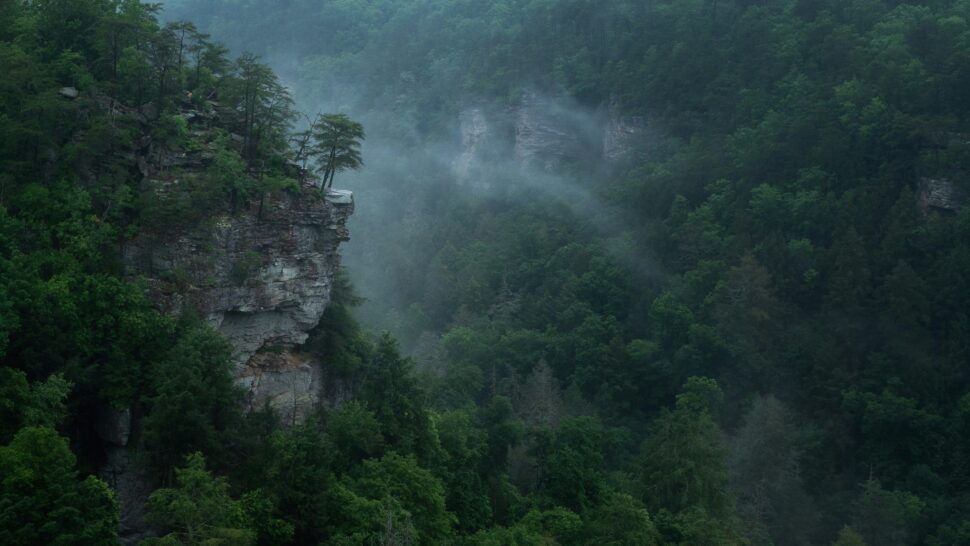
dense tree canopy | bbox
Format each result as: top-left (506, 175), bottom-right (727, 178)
top-left (2, 0), bottom-right (970, 545)
top-left (162, 0), bottom-right (970, 543)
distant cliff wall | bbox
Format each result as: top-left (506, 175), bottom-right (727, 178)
top-left (452, 92), bottom-right (656, 181)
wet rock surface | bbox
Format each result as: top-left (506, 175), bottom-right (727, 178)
top-left (101, 447), bottom-right (156, 544)
top-left (124, 187), bottom-right (354, 417)
top-left (513, 93), bottom-right (583, 169)
top-left (603, 114), bottom-right (647, 161)
top-left (919, 177), bottom-right (966, 213)
top-left (94, 94), bottom-right (356, 540)
top-left (454, 107), bottom-right (491, 184)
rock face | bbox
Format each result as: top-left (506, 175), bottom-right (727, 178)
top-left (919, 178), bottom-right (966, 213)
top-left (124, 187), bottom-right (354, 420)
top-left (96, 407), bottom-right (155, 544)
top-left (90, 94), bottom-right (356, 542)
top-left (95, 407), bottom-right (132, 446)
top-left (453, 107), bottom-right (491, 184)
top-left (85, 93), bottom-right (358, 419)
top-left (603, 95), bottom-right (655, 162)
top-left (58, 86), bottom-right (79, 99)
top-left (452, 93), bottom-right (660, 178)
top-left (484, 92), bottom-right (649, 171)
top-left (514, 93), bottom-right (583, 170)
top-left (110, 184), bottom-right (354, 542)
top-left (603, 113), bottom-right (648, 161)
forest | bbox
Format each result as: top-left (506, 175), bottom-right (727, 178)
top-left (2, 0), bottom-right (970, 545)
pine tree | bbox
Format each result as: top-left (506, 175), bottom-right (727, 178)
top-left (310, 113), bottom-right (365, 189)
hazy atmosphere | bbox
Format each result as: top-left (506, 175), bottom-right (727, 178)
top-left (1, 1), bottom-right (969, 545)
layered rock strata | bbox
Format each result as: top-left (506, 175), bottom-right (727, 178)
top-left (919, 177), bottom-right (966, 214)
top-left (123, 187), bottom-right (354, 420)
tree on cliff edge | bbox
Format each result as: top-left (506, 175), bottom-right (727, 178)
top-left (310, 113), bottom-right (364, 189)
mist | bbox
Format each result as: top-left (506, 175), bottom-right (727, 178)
top-left (332, 90), bottom-right (656, 346)
top-left (162, 0), bottom-right (660, 348)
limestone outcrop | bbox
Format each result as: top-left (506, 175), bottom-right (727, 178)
top-left (454, 92), bottom-right (656, 176)
top-left (89, 93), bottom-right (359, 420)
top-left (91, 94), bottom-right (355, 542)
top-left (513, 93), bottom-right (583, 169)
top-left (123, 187), bottom-right (354, 419)
top-left (95, 407), bottom-right (155, 544)
top-left (454, 107), bottom-right (491, 184)
top-left (919, 178), bottom-right (966, 214)
top-left (603, 95), bottom-right (658, 162)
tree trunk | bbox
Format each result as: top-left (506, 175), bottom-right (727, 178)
top-left (325, 146), bottom-right (337, 188)
top-left (193, 53), bottom-right (202, 89)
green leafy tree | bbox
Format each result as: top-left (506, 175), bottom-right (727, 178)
top-left (435, 410), bottom-right (492, 531)
top-left (729, 395), bottom-right (817, 546)
top-left (582, 492), bottom-right (661, 546)
top-left (0, 369), bottom-right (71, 443)
top-left (188, 33), bottom-right (228, 93)
top-left (230, 53), bottom-right (295, 166)
top-left (94, 0), bottom-right (159, 80)
top-left (206, 135), bottom-right (255, 210)
top-left (0, 427), bottom-right (118, 545)
top-left (143, 452), bottom-right (291, 546)
top-left (358, 333), bottom-right (439, 462)
top-left (332, 452), bottom-right (455, 545)
top-left (535, 416), bottom-right (614, 512)
top-left (832, 526), bottom-right (868, 546)
top-left (852, 479), bottom-right (923, 546)
top-left (141, 323), bottom-right (243, 479)
top-left (326, 401), bottom-right (386, 470)
top-left (310, 113), bottom-right (365, 189)
top-left (638, 378), bottom-right (741, 542)
top-left (146, 23), bottom-right (179, 105)
top-left (263, 419), bottom-right (333, 544)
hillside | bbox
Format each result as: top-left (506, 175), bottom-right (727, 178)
top-left (2, 1), bottom-right (970, 545)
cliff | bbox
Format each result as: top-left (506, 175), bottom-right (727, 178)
top-left (603, 96), bottom-right (655, 162)
top-left (453, 107), bottom-right (491, 186)
top-left (513, 93), bottom-right (584, 169)
top-left (918, 177), bottom-right (966, 214)
top-left (123, 187), bottom-right (354, 421)
top-left (90, 98), bottom-right (355, 541)
top-left (452, 93), bottom-right (657, 181)
top-left (109, 189), bottom-right (354, 544)
top-left (85, 95), bottom-right (359, 421)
